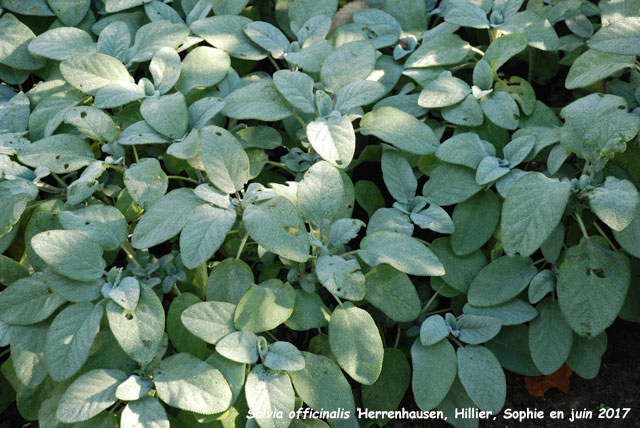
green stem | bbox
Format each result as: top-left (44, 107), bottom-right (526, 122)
top-left (450, 337), bottom-right (463, 347)
top-left (37, 182), bottom-right (64, 194)
top-left (393, 326), bottom-right (401, 349)
top-left (420, 285), bottom-right (442, 314)
top-left (121, 241), bottom-right (142, 268)
top-left (110, 165), bottom-right (126, 174)
top-left (167, 175), bottom-right (199, 185)
top-left (51, 172), bottom-right (67, 188)
top-left (132, 146), bottom-right (139, 163)
top-left (26, 199), bottom-right (51, 210)
top-left (265, 331), bottom-right (278, 342)
top-left (528, 48), bottom-right (535, 83)
top-left (470, 46), bottom-right (485, 56)
top-left (574, 213), bottom-right (589, 239)
top-left (426, 307), bottom-right (452, 316)
top-left (340, 250), bottom-right (358, 258)
top-left (582, 1), bottom-right (601, 14)
top-left (292, 112), bottom-right (307, 129)
top-left (593, 221), bottom-right (617, 251)
top-left (330, 292), bottom-right (343, 306)
top-left (236, 232), bottom-right (249, 260)
top-left (268, 56), bottom-right (281, 71)
top-left (0, 349), bottom-right (10, 359)
top-left (171, 285), bottom-right (182, 296)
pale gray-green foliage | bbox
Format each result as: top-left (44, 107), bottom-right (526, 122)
top-left (329, 302), bottom-right (383, 385)
top-left (359, 231), bottom-right (445, 276)
top-left (566, 333), bottom-right (608, 379)
top-left (31, 230), bottom-right (106, 282)
top-left (153, 352), bottom-right (232, 414)
top-left (528, 298), bottom-right (573, 375)
top-left (557, 237), bottom-right (630, 337)
top-left (106, 283), bottom-right (165, 365)
top-left (1, 1), bottom-right (639, 425)
top-left (234, 280), bottom-right (295, 333)
top-left (0, 277), bottom-right (66, 325)
top-left (411, 339), bottom-right (457, 411)
top-left (361, 107), bottom-right (439, 155)
top-left (467, 256), bottom-right (536, 307)
top-left (120, 397), bottom-right (169, 428)
top-left (464, 299), bottom-right (537, 326)
top-left (45, 303), bottom-right (103, 382)
top-left (124, 158), bottom-right (168, 209)
top-left (288, 352), bottom-right (357, 428)
top-left (180, 301), bottom-right (236, 344)
top-left (245, 364), bottom-right (295, 428)
top-left (364, 265), bottom-right (420, 322)
top-left (501, 173), bottom-right (571, 256)
top-left (56, 369), bottom-right (127, 423)
top-left (456, 346), bottom-right (506, 414)
top-left (243, 196), bottom-right (310, 263)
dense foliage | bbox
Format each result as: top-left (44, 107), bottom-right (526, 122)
top-left (1, 0), bottom-right (640, 427)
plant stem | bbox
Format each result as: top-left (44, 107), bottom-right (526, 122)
top-left (268, 56), bottom-right (281, 71)
top-left (51, 172), bottom-right (67, 188)
top-left (236, 232), bottom-right (249, 260)
top-left (0, 349), bottom-right (10, 359)
top-left (292, 112), bottom-right (307, 129)
top-left (426, 307), bottom-right (452, 316)
top-left (582, 1), bottom-right (601, 13)
top-left (394, 326), bottom-right (401, 349)
top-left (26, 199), bottom-right (51, 210)
top-left (420, 285), bottom-right (442, 314)
top-left (121, 241), bottom-right (142, 268)
top-left (171, 285), bottom-right (182, 296)
top-left (574, 213), bottom-right (589, 239)
top-left (132, 146), bottom-right (139, 163)
top-left (593, 221), bottom-right (617, 251)
top-left (36, 182), bottom-right (64, 194)
top-left (167, 175), bottom-right (199, 184)
top-left (528, 48), bottom-right (535, 83)
top-left (330, 292), bottom-right (343, 306)
top-left (265, 331), bottom-right (278, 342)
top-left (470, 46), bottom-right (485, 56)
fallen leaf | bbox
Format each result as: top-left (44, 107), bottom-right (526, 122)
top-left (525, 364), bottom-right (573, 397)
top-left (330, 1), bottom-right (369, 31)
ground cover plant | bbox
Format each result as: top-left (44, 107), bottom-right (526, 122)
top-left (0, 0), bottom-right (639, 427)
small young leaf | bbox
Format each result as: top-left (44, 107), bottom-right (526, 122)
top-left (420, 315), bottom-right (450, 346)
